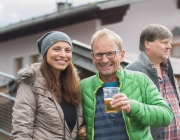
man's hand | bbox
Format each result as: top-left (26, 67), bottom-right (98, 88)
top-left (78, 125), bottom-right (86, 140)
top-left (110, 93), bottom-right (131, 114)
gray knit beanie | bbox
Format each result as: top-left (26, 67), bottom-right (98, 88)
top-left (37, 31), bottom-right (73, 56)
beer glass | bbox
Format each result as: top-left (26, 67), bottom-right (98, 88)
top-left (103, 87), bottom-right (120, 113)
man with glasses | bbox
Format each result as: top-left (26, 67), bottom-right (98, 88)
top-left (79, 28), bottom-right (173, 140)
top-left (125, 24), bottom-right (180, 140)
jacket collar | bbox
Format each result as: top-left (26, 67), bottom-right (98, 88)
top-left (94, 67), bottom-right (123, 90)
top-left (138, 51), bottom-right (154, 70)
top-left (30, 63), bottom-right (53, 98)
top-left (91, 73), bottom-right (103, 91)
top-left (116, 68), bottom-right (123, 89)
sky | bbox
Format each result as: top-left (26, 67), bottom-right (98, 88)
top-left (0, 0), bottom-right (105, 28)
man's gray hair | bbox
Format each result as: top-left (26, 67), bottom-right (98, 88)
top-left (139, 24), bottom-right (173, 51)
top-left (90, 28), bottom-right (122, 51)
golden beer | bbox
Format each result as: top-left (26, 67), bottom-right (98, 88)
top-left (104, 98), bottom-right (118, 113)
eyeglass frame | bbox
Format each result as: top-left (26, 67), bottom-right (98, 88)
top-left (91, 50), bottom-right (121, 60)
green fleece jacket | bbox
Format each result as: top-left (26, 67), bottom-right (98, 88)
top-left (80, 68), bottom-right (173, 140)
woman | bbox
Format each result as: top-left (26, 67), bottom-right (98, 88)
top-left (11, 31), bottom-right (83, 140)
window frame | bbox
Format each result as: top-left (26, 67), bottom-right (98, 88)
top-left (170, 43), bottom-right (180, 58)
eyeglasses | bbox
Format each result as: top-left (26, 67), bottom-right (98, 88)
top-left (92, 50), bottom-right (121, 60)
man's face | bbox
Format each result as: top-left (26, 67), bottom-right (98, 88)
top-left (145, 38), bottom-right (172, 63)
top-left (90, 36), bottom-right (125, 82)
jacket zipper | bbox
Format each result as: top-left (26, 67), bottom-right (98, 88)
top-left (49, 89), bottom-right (75, 139)
top-left (92, 85), bottom-right (102, 140)
top-left (122, 111), bottom-right (131, 140)
top-left (118, 73), bottom-right (131, 139)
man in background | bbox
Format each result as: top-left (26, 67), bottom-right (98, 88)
top-left (125, 24), bottom-right (180, 140)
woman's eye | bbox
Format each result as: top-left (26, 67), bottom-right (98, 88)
top-left (53, 48), bottom-right (59, 51)
top-left (66, 50), bottom-right (72, 53)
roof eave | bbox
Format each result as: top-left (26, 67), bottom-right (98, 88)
top-left (0, 2), bottom-right (130, 42)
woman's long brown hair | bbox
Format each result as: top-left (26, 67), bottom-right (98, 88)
top-left (40, 56), bottom-right (81, 107)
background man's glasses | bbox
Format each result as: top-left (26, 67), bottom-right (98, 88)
top-left (92, 50), bottom-right (121, 60)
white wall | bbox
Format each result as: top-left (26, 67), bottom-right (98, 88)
top-left (0, 0), bottom-right (180, 75)
top-left (101, 0), bottom-right (180, 53)
top-left (0, 20), bottom-right (97, 75)
top-left (0, 34), bottom-right (38, 75)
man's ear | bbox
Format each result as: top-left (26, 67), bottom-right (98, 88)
top-left (90, 52), bottom-right (93, 59)
top-left (90, 52), bottom-right (95, 64)
top-left (120, 49), bottom-right (125, 62)
top-left (144, 40), bottom-right (150, 49)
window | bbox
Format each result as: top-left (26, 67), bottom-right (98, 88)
top-left (171, 43), bottom-right (180, 58)
top-left (176, 77), bottom-right (180, 90)
top-left (15, 57), bottom-right (23, 74)
top-left (31, 54), bottom-right (41, 64)
top-left (172, 46), bottom-right (180, 57)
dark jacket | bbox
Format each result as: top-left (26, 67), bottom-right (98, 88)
top-left (125, 51), bottom-right (180, 140)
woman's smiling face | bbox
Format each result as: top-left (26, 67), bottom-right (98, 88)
top-left (46, 41), bottom-right (72, 73)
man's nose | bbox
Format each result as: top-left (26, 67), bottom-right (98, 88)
top-left (166, 43), bottom-right (172, 49)
top-left (101, 54), bottom-right (109, 62)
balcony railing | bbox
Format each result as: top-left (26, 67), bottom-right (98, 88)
top-left (0, 72), bottom-right (16, 97)
top-left (0, 92), bottom-right (15, 138)
top-left (0, 72), bottom-right (16, 139)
